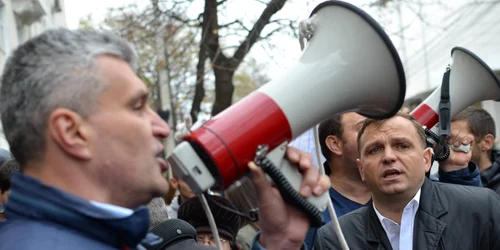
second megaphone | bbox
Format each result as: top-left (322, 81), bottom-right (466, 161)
top-left (167, 0), bottom-right (406, 212)
top-left (411, 47), bottom-right (500, 128)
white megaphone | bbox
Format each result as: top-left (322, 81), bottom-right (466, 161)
top-left (411, 47), bottom-right (500, 129)
top-left (167, 0), bottom-right (405, 219)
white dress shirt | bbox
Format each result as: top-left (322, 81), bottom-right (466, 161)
top-left (373, 189), bottom-right (421, 250)
top-left (289, 128), bottom-right (325, 167)
top-left (90, 200), bottom-right (134, 219)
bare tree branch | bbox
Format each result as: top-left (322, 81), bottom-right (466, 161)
top-left (400, 0), bottom-right (447, 29)
top-left (259, 25), bottom-right (287, 40)
top-left (217, 0), bottom-right (229, 6)
top-left (254, 0), bottom-right (269, 5)
top-left (191, 0), bottom-right (223, 121)
top-left (190, 44), bottom-right (208, 122)
top-left (268, 18), bottom-right (290, 24)
top-left (232, 0), bottom-right (287, 66)
top-left (219, 20), bottom-right (250, 31)
top-left (191, 0), bottom-right (291, 116)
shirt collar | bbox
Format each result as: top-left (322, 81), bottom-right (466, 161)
top-left (373, 188), bottom-right (421, 225)
top-left (90, 200), bottom-right (134, 219)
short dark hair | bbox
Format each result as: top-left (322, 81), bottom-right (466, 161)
top-left (0, 159), bottom-right (21, 193)
top-left (357, 113), bottom-right (426, 156)
top-left (318, 114), bottom-right (343, 161)
top-left (452, 106), bottom-right (496, 142)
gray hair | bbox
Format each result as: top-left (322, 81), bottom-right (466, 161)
top-left (0, 28), bottom-right (138, 166)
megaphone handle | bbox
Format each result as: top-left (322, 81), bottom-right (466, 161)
top-left (438, 68), bottom-right (451, 137)
top-left (257, 157), bottom-right (327, 227)
top-left (435, 136), bottom-right (450, 162)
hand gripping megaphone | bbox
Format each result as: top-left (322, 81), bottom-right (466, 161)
top-left (411, 47), bottom-right (500, 129)
top-left (167, 0), bottom-right (406, 223)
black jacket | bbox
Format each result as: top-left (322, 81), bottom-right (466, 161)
top-left (314, 179), bottom-right (500, 250)
top-left (481, 150), bottom-right (500, 194)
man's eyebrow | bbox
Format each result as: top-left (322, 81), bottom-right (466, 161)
top-left (362, 140), bottom-right (380, 151)
top-left (390, 136), bottom-right (413, 144)
top-left (356, 120), bottom-right (366, 127)
top-left (129, 90), bottom-right (149, 104)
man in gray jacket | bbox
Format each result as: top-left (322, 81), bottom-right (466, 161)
top-left (315, 113), bottom-right (500, 250)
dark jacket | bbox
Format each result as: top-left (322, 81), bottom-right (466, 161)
top-left (0, 173), bottom-right (155, 250)
top-left (314, 179), bottom-right (500, 250)
top-left (305, 162), bottom-right (482, 248)
top-left (481, 150), bottom-right (500, 194)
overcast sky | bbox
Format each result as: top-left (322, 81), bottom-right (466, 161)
top-left (64, 0), bottom-right (382, 78)
top-left (63, 0), bottom-right (480, 98)
top-left (65, 0), bottom-right (137, 29)
top-left (64, 0), bottom-right (371, 30)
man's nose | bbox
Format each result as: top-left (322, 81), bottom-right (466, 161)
top-left (150, 109), bottom-right (171, 139)
top-left (381, 147), bottom-right (397, 164)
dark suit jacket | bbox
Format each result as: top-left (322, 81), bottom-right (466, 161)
top-left (314, 179), bottom-right (500, 250)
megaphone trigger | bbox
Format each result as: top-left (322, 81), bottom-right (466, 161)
top-left (254, 142), bottom-right (329, 227)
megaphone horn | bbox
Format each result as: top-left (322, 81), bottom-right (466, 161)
top-left (167, 0), bottom-right (406, 213)
top-left (411, 47), bottom-right (500, 128)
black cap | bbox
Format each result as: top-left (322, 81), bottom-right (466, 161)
top-left (177, 196), bottom-right (242, 241)
top-left (141, 219), bottom-right (215, 250)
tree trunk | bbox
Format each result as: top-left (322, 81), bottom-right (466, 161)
top-left (210, 0), bottom-right (287, 115)
top-left (191, 0), bottom-right (288, 118)
top-left (190, 0), bottom-right (218, 123)
top-left (190, 47), bottom-right (207, 123)
top-left (211, 66), bottom-right (235, 116)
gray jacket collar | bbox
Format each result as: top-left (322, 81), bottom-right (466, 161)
top-left (365, 179), bottom-right (448, 250)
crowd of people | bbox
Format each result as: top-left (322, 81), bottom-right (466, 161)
top-left (0, 28), bottom-right (500, 250)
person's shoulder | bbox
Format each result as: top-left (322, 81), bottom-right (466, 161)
top-left (314, 207), bottom-right (368, 250)
top-left (317, 206), bottom-right (368, 237)
top-left (0, 218), bottom-right (54, 238)
top-left (339, 205), bottom-right (369, 217)
top-left (0, 219), bottom-right (116, 250)
top-left (433, 181), bottom-right (499, 203)
top-left (434, 180), bottom-right (494, 195)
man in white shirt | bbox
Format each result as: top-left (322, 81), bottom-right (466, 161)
top-left (315, 113), bottom-right (500, 250)
top-left (373, 189), bottom-right (419, 250)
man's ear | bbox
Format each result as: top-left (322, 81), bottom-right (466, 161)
top-left (423, 147), bottom-right (433, 172)
top-left (326, 135), bottom-right (343, 156)
top-left (48, 108), bottom-right (92, 160)
top-left (481, 134), bottom-right (495, 152)
top-left (356, 159), bottom-right (365, 182)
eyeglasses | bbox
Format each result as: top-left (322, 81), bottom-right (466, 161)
top-left (197, 235), bottom-right (228, 246)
